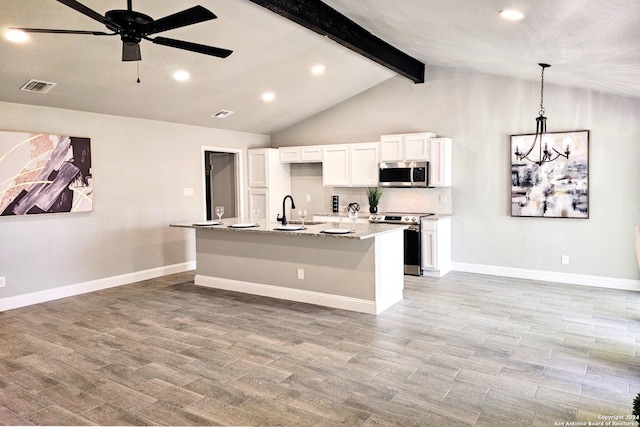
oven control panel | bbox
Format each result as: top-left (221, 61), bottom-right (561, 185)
top-left (368, 214), bottom-right (422, 224)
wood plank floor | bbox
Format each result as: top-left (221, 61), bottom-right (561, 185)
top-left (0, 271), bottom-right (638, 426)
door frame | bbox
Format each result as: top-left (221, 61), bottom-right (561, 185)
top-left (201, 146), bottom-right (245, 221)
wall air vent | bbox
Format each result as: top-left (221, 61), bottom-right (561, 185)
top-left (212, 110), bottom-right (234, 119)
top-left (20, 79), bottom-right (57, 94)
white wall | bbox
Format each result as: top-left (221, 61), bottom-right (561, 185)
top-left (0, 102), bottom-right (269, 301)
top-left (272, 67), bottom-right (640, 284)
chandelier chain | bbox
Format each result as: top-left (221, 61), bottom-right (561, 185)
top-left (539, 66), bottom-right (545, 116)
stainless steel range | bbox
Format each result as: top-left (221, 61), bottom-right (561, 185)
top-left (369, 212), bottom-right (434, 275)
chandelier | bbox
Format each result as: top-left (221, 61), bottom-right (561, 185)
top-left (514, 63), bottom-right (570, 165)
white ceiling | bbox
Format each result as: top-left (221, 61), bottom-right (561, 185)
top-left (2, 0), bottom-right (639, 135)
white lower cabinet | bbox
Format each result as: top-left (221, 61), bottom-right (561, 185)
top-left (421, 217), bottom-right (451, 277)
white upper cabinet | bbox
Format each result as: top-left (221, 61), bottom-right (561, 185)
top-left (429, 137), bottom-right (452, 187)
top-left (380, 132), bottom-right (436, 162)
top-left (279, 145), bottom-right (322, 163)
top-left (379, 135), bottom-right (404, 162)
top-left (278, 147), bottom-right (300, 163)
top-left (404, 133), bottom-right (434, 161)
top-left (322, 144), bottom-right (350, 186)
top-left (248, 149), bottom-right (269, 187)
top-left (350, 142), bottom-right (379, 186)
top-left (380, 132), bottom-right (451, 187)
top-left (322, 142), bottom-right (378, 187)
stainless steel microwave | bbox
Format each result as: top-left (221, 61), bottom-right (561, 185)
top-left (379, 161), bottom-right (429, 187)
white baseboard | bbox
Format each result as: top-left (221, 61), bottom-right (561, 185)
top-left (451, 262), bottom-right (640, 291)
top-left (195, 274), bottom-right (391, 314)
top-left (0, 261), bottom-right (196, 312)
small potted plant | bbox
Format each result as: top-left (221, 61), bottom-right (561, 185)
top-left (366, 187), bottom-right (383, 213)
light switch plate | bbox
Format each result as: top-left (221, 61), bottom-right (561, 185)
top-left (0, 276), bottom-right (6, 288)
top-left (183, 188), bottom-right (194, 196)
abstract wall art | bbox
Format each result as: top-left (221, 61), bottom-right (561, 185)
top-left (0, 130), bottom-right (92, 216)
top-left (511, 130), bottom-right (589, 218)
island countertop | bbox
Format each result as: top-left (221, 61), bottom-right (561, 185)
top-left (170, 218), bottom-right (407, 240)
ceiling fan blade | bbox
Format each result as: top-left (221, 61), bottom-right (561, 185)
top-left (11, 27), bottom-right (114, 36)
top-left (122, 42), bottom-right (141, 61)
top-left (56, 0), bottom-right (108, 25)
top-left (150, 36), bottom-right (232, 58)
top-left (147, 6), bottom-right (216, 35)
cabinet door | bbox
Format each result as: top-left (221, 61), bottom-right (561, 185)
top-left (248, 189), bottom-right (268, 222)
top-left (248, 149), bottom-right (268, 187)
top-left (279, 147), bottom-right (300, 163)
top-left (322, 145), bottom-right (350, 186)
top-left (300, 146), bottom-right (323, 162)
top-left (403, 133), bottom-right (433, 161)
top-left (379, 135), bottom-right (404, 162)
top-left (350, 143), bottom-right (379, 187)
top-left (429, 137), bottom-right (452, 187)
top-left (421, 230), bottom-right (438, 270)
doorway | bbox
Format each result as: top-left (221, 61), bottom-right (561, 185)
top-left (204, 151), bottom-right (238, 221)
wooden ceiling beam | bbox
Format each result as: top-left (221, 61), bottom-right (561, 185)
top-left (248, 0), bottom-right (425, 83)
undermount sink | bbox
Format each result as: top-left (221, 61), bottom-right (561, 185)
top-left (274, 225), bottom-right (306, 231)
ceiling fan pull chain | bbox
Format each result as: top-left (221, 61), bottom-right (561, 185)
top-left (136, 60), bottom-right (141, 83)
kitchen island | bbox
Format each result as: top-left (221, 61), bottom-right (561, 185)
top-left (171, 219), bottom-right (407, 314)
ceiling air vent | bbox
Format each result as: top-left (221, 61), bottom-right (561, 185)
top-left (20, 79), bottom-right (57, 94)
top-left (212, 110), bottom-right (234, 119)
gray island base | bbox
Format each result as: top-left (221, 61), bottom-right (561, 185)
top-left (171, 219), bottom-right (407, 314)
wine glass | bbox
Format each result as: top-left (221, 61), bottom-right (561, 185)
top-left (251, 207), bottom-right (260, 224)
top-left (215, 206), bottom-right (224, 221)
top-left (348, 209), bottom-right (358, 232)
top-left (298, 209), bottom-right (307, 227)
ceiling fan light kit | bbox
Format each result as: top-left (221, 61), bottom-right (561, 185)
top-left (11, 0), bottom-right (232, 62)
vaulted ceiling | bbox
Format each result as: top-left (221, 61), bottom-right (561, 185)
top-left (2, 0), bottom-right (639, 135)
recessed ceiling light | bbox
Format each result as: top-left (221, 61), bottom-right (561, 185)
top-left (261, 92), bottom-right (275, 102)
top-left (5, 29), bottom-right (29, 43)
top-left (311, 64), bottom-right (326, 75)
top-left (499, 9), bottom-right (525, 20)
top-left (173, 70), bottom-right (190, 81)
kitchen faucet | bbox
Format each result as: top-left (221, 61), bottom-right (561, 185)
top-left (277, 195), bottom-right (296, 225)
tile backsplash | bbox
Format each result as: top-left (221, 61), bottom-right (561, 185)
top-left (289, 163), bottom-right (453, 217)
top-left (325, 186), bottom-right (452, 215)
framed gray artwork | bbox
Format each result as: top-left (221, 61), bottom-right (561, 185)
top-left (0, 130), bottom-right (92, 216)
top-left (511, 130), bottom-right (589, 218)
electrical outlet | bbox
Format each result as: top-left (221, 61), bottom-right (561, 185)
top-left (306, 194), bottom-right (311, 202)
top-left (0, 276), bottom-right (5, 288)
top-left (297, 268), bottom-right (304, 280)
top-left (439, 195), bottom-right (445, 204)
top-left (561, 255), bottom-right (570, 265)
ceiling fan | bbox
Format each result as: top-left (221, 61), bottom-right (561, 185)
top-left (11, 0), bottom-right (233, 61)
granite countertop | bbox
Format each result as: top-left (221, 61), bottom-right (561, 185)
top-left (170, 218), bottom-right (407, 240)
top-left (314, 212), bottom-right (451, 220)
